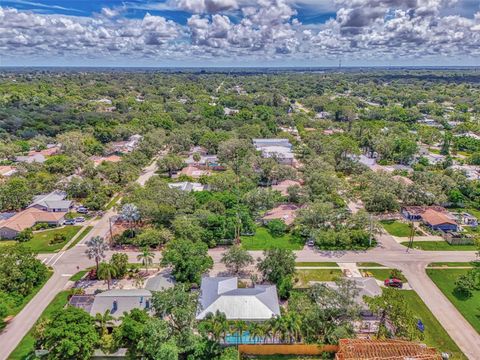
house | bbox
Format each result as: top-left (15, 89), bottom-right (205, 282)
top-left (458, 212), bottom-right (478, 227)
top-left (177, 165), bottom-right (211, 178)
top-left (70, 289), bottom-right (152, 320)
top-left (28, 190), bottom-right (72, 212)
top-left (262, 204), bottom-right (299, 226)
top-left (0, 207), bottom-right (66, 239)
top-left (90, 155), bottom-right (122, 167)
top-left (271, 180), bottom-right (302, 196)
top-left (451, 164), bottom-right (480, 181)
top-left (168, 181), bottom-right (207, 192)
top-left (15, 153), bottom-right (46, 164)
top-left (323, 278), bottom-right (382, 336)
top-left (196, 277), bottom-right (280, 321)
top-left (401, 206), bottom-right (449, 221)
top-left (224, 107), bottom-right (239, 116)
top-left (454, 132), bottom-right (480, 140)
top-left (253, 139), bottom-right (294, 166)
top-left (28, 144), bottom-right (60, 157)
top-left (421, 208), bottom-right (459, 232)
top-left (335, 339), bottom-right (441, 360)
top-left (0, 166), bottom-right (17, 177)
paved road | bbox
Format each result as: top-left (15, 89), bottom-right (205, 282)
top-left (2, 204), bottom-right (480, 357)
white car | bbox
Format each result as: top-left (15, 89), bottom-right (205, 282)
top-left (75, 217), bottom-right (85, 223)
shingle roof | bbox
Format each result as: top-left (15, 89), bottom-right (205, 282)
top-left (29, 191), bottom-right (72, 210)
top-left (196, 277), bottom-right (280, 321)
top-left (421, 209), bottom-right (457, 226)
top-left (262, 204), bottom-right (299, 225)
top-left (89, 289), bottom-right (152, 318)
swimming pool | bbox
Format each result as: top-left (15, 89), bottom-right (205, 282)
top-left (224, 331), bottom-right (265, 344)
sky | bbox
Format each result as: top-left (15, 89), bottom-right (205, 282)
top-left (1, 0), bottom-right (479, 67)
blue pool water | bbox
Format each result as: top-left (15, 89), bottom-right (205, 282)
top-left (224, 331), bottom-right (264, 344)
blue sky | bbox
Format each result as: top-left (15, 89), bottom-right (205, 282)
top-left (1, 0), bottom-right (479, 67)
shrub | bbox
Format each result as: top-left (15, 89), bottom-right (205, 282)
top-left (17, 228), bottom-right (33, 242)
top-left (33, 222), bottom-right (49, 231)
top-left (50, 233), bottom-right (67, 245)
top-left (266, 219), bottom-right (287, 237)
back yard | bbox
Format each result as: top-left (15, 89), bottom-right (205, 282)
top-left (26, 226), bottom-right (82, 252)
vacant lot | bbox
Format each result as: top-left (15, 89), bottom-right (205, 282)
top-left (241, 227), bottom-right (304, 250)
top-left (380, 220), bottom-right (411, 237)
top-left (401, 241), bottom-right (477, 251)
top-left (427, 268), bottom-right (480, 334)
top-left (295, 269), bottom-right (343, 287)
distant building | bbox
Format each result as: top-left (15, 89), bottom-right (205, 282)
top-left (29, 190), bottom-right (72, 212)
top-left (196, 277), bottom-right (280, 321)
top-left (0, 165), bottom-right (17, 177)
top-left (253, 139), bottom-right (294, 165)
top-left (70, 289), bottom-right (152, 321)
top-left (15, 153), bottom-right (46, 164)
top-left (262, 204), bottom-right (299, 226)
top-left (454, 132), bottom-right (480, 140)
top-left (224, 107), bottom-right (240, 116)
top-left (401, 206), bottom-right (458, 232)
top-left (168, 181), bottom-right (207, 192)
top-left (109, 134), bottom-right (142, 154)
top-left (90, 155), bottom-right (122, 167)
top-left (178, 165), bottom-right (211, 178)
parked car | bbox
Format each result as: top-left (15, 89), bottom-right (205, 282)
top-left (77, 207), bottom-right (88, 214)
top-left (384, 278), bottom-right (403, 288)
top-left (307, 240), bottom-right (315, 247)
top-left (75, 217), bottom-right (85, 223)
top-left (64, 219), bottom-right (76, 225)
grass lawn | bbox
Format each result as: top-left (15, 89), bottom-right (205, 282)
top-left (8, 290), bottom-right (71, 360)
top-left (357, 262), bottom-right (386, 267)
top-left (363, 268), bottom-right (407, 282)
top-left (69, 268), bottom-right (91, 281)
top-left (295, 269), bottom-right (343, 287)
top-left (26, 226), bottom-right (82, 253)
top-left (9, 270), bottom-right (53, 317)
top-left (242, 356), bottom-right (326, 360)
top-left (66, 226), bottom-right (93, 250)
top-left (401, 241), bottom-right (477, 251)
top-left (296, 262), bottom-right (339, 267)
top-left (105, 194), bottom-right (122, 210)
top-left (0, 240), bottom-right (16, 247)
top-left (380, 220), bottom-right (412, 237)
top-left (241, 227), bottom-right (304, 250)
top-left (427, 268), bottom-right (480, 334)
top-left (401, 290), bottom-right (466, 359)
top-left (427, 262), bottom-right (477, 268)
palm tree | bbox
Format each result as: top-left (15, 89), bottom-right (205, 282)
top-left (94, 310), bottom-right (114, 336)
top-left (201, 311), bottom-right (228, 343)
top-left (120, 203), bottom-right (140, 233)
top-left (97, 262), bottom-right (118, 290)
top-left (247, 322), bottom-right (266, 344)
top-left (85, 236), bottom-right (108, 274)
top-left (137, 247), bottom-right (154, 273)
top-left (232, 320), bottom-right (248, 344)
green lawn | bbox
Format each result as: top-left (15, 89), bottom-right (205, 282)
top-left (427, 268), bottom-right (480, 334)
top-left (242, 356), bottom-right (326, 360)
top-left (0, 240), bottom-right (16, 247)
top-left (363, 268), bottom-right (407, 282)
top-left (26, 226), bottom-right (82, 253)
top-left (295, 269), bottom-right (343, 287)
top-left (357, 262), bottom-right (386, 267)
top-left (69, 268), bottom-right (90, 281)
top-left (241, 227), bottom-right (304, 250)
top-left (66, 226), bottom-right (93, 250)
top-left (105, 194), bottom-right (122, 210)
top-left (380, 220), bottom-right (412, 237)
top-left (296, 262), bottom-right (339, 267)
top-left (8, 290), bottom-right (71, 360)
top-left (427, 262), bottom-right (477, 268)
top-left (401, 241), bottom-right (477, 251)
top-left (400, 290), bottom-right (466, 359)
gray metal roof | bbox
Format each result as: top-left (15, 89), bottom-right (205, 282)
top-left (89, 289), bottom-right (152, 318)
top-left (144, 270), bottom-right (175, 291)
top-left (29, 190), bottom-right (72, 209)
top-left (196, 277), bottom-right (280, 321)
top-left (322, 277), bottom-right (381, 308)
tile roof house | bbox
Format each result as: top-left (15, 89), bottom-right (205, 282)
top-left (0, 207), bottom-right (66, 239)
top-left (29, 190), bottom-right (72, 212)
top-left (196, 277), bottom-right (280, 321)
top-left (271, 180), bottom-right (302, 196)
top-left (0, 165), bottom-right (17, 177)
top-left (178, 165), bottom-right (211, 178)
top-left (90, 155), bottom-right (122, 167)
top-left (262, 204), bottom-right (299, 226)
top-left (70, 289), bottom-right (152, 320)
top-left (421, 208), bottom-right (458, 232)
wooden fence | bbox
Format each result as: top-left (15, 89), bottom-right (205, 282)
top-left (238, 344), bottom-right (338, 356)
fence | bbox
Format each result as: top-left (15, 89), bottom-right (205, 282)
top-left (238, 344), bottom-right (338, 356)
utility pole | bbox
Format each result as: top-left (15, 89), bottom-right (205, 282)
top-left (369, 213), bottom-right (373, 247)
top-left (407, 220), bottom-right (415, 252)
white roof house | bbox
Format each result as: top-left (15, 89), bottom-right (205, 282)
top-left (168, 182), bottom-right (206, 192)
top-left (253, 139), bottom-right (292, 150)
top-left (196, 277), bottom-right (280, 321)
top-left (28, 190), bottom-right (72, 212)
top-left (253, 139), bottom-right (294, 165)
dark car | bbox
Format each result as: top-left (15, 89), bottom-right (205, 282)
top-left (384, 278), bottom-right (403, 288)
